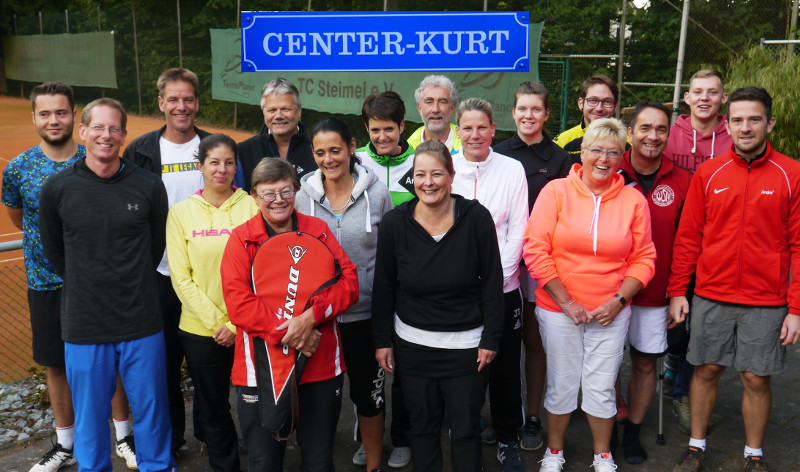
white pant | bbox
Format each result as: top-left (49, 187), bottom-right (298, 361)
top-left (536, 305), bottom-right (631, 418)
top-left (628, 305), bottom-right (668, 355)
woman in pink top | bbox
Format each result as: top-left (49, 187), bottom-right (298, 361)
top-left (522, 118), bottom-right (656, 472)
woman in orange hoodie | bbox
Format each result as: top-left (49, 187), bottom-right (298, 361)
top-left (522, 118), bottom-right (656, 472)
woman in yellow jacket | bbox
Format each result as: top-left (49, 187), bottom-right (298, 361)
top-left (166, 134), bottom-right (257, 472)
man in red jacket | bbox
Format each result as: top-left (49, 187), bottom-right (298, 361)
top-left (618, 101), bottom-right (692, 465)
top-left (669, 87), bottom-right (800, 472)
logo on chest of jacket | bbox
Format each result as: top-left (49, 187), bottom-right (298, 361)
top-left (761, 190), bottom-right (774, 195)
top-left (652, 185), bottom-right (675, 207)
top-left (127, 203), bottom-right (139, 211)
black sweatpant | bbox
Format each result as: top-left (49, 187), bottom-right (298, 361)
top-left (180, 331), bottom-right (240, 472)
top-left (156, 273), bottom-right (194, 449)
top-left (487, 289), bottom-right (524, 443)
top-left (237, 374), bottom-right (343, 472)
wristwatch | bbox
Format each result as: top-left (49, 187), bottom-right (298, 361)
top-left (614, 293), bottom-right (627, 307)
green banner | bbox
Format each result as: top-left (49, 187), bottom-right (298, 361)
top-left (211, 24), bottom-right (542, 131)
top-left (2, 32), bottom-right (117, 88)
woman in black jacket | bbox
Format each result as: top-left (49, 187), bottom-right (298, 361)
top-left (372, 139), bottom-right (504, 472)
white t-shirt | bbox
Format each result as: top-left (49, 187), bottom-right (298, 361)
top-left (157, 134), bottom-right (203, 275)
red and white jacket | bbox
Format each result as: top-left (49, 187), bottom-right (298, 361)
top-left (221, 212), bottom-right (358, 386)
top-left (668, 142), bottom-right (800, 313)
top-left (620, 152), bottom-right (692, 307)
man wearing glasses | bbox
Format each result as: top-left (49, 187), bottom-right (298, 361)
top-left (123, 68), bottom-right (212, 456)
top-left (407, 75), bottom-right (462, 154)
top-left (40, 98), bottom-right (175, 472)
top-left (555, 74), bottom-right (620, 162)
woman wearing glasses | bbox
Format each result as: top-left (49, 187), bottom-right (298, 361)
top-left (166, 134), bottom-right (256, 472)
top-left (523, 118), bottom-right (656, 472)
top-left (221, 158), bottom-right (358, 472)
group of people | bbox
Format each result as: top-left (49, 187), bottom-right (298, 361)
top-left (3, 65), bottom-right (799, 472)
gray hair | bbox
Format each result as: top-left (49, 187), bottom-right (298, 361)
top-left (413, 75), bottom-right (458, 105)
top-left (260, 78), bottom-right (301, 109)
top-left (582, 118), bottom-right (627, 150)
top-left (456, 97), bottom-right (494, 125)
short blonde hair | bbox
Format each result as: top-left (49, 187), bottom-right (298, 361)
top-left (582, 118), bottom-right (626, 150)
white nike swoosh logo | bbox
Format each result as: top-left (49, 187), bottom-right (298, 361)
top-left (714, 188), bottom-right (729, 194)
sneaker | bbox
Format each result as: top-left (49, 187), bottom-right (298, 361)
top-left (388, 446), bottom-right (411, 468)
top-left (497, 442), bottom-right (523, 472)
top-left (673, 446), bottom-right (705, 472)
top-left (538, 449), bottom-right (565, 472)
top-left (673, 396), bottom-right (691, 435)
top-left (116, 434), bottom-right (138, 470)
top-left (482, 424), bottom-right (498, 444)
top-left (29, 443), bottom-right (76, 472)
top-left (520, 415), bottom-right (544, 451)
top-left (352, 444), bottom-right (367, 466)
top-left (592, 452), bottom-right (618, 472)
top-left (744, 455), bottom-right (768, 472)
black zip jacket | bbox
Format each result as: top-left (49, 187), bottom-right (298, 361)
top-left (39, 158), bottom-right (168, 344)
top-left (372, 195), bottom-right (504, 352)
top-left (237, 123), bottom-right (317, 192)
top-left (122, 125), bottom-right (211, 176)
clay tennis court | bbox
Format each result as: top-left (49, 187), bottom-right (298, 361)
top-left (0, 95), bottom-right (253, 381)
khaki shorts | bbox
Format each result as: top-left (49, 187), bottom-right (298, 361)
top-left (687, 295), bottom-right (788, 376)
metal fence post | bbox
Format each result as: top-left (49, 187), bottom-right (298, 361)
top-left (133, 6), bottom-right (143, 116)
top-left (671, 0), bottom-right (690, 125)
top-left (177, 0), bottom-right (183, 68)
top-left (616, 0), bottom-right (627, 118)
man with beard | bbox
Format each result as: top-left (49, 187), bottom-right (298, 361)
top-left (3, 83), bottom-right (136, 472)
top-left (407, 75), bottom-right (462, 154)
top-left (555, 74), bottom-right (620, 163)
top-left (669, 87), bottom-right (800, 472)
top-left (238, 77), bottom-right (317, 192)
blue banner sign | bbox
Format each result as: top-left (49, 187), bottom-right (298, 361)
top-left (241, 11), bottom-right (530, 73)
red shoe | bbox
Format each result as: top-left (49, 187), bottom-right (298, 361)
top-left (616, 397), bottom-right (629, 422)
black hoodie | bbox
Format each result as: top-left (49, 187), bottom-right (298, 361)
top-left (237, 122), bottom-right (318, 192)
top-left (39, 158), bottom-right (168, 344)
top-left (372, 195), bottom-right (504, 358)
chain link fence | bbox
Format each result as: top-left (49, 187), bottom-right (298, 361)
top-left (0, 242), bottom-right (33, 383)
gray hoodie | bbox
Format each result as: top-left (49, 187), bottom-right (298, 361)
top-left (296, 163), bottom-right (393, 322)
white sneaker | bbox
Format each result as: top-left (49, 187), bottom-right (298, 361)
top-left (388, 446), bottom-right (411, 468)
top-left (538, 449), bottom-right (565, 472)
top-left (591, 452), bottom-right (618, 472)
top-left (352, 444), bottom-right (367, 466)
top-left (29, 443), bottom-right (76, 472)
top-left (116, 434), bottom-right (139, 470)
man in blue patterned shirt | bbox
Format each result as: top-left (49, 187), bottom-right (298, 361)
top-left (2, 82), bottom-right (135, 472)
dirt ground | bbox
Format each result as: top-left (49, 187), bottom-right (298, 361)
top-left (0, 95), bottom-right (254, 381)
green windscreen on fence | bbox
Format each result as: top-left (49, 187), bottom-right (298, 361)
top-left (2, 32), bottom-right (117, 88)
top-left (210, 25), bottom-right (542, 132)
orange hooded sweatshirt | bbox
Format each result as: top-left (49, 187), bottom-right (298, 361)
top-left (523, 165), bottom-right (656, 312)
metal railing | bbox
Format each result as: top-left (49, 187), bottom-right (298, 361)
top-left (0, 240), bottom-right (34, 383)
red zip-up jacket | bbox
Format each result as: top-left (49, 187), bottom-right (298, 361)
top-left (668, 142), bottom-right (800, 314)
top-left (620, 151), bottom-right (692, 307)
top-left (221, 212), bottom-right (358, 386)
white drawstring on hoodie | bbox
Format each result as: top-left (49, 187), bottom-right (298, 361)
top-left (691, 128), bottom-right (718, 159)
top-left (588, 193), bottom-right (602, 255)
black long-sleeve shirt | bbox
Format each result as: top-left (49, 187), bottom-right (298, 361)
top-left (372, 196), bottom-right (504, 355)
top-left (39, 158), bottom-right (168, 344)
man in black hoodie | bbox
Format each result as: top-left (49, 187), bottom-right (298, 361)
top-left (237, 78), bottom-right (317, 192)
top-left (40, 98), bottom-right (174, 472)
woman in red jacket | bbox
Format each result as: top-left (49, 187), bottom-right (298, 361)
top-left (221, 158), bottom-right (358, 472)
top-left (523, 118), bottom-right (655, 472)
